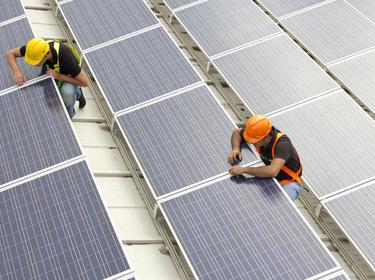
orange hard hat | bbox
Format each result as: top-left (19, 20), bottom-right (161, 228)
top-left (243, 115), bottom-right (272, 144)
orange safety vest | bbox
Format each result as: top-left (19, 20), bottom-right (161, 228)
top-left (256, 132), bottom-right (302, 186)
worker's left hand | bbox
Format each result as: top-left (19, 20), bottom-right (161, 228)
top-left (228, 166), bottom-right (245, 176)
top-left (46, 68), bottom-right (61, 80)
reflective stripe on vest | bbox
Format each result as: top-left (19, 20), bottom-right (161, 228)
top-left (256, 133), bottom-right (302, 186)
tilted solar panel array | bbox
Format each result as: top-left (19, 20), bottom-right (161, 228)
top-left (0, 1), bottom-right (134, 277)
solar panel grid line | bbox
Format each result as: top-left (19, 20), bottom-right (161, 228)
top-left (344, 0), bottom-right (375, 25)
top-left (173, 0), bottom-right (281, 58)
top-left (277, 0), bottom-right (338, 20)
top-left (116, 85), bottom-right (259, 199)
top-left (322, 181), bottom-right (375, 272)
top-left (159, 175), bottom-right (341, 280)
top-left (170, 0), bottom-right (208, 12)
top-left (0, 0), bottom-right (26, 24)
top-left (347, 0), bottom-right (375, 24)
top-left (83, 26), bottom-right (202, 114)
top-left (0, 161), bottom-right (133, 279)
top-left (315, 270), bottom-right (350, 280)
top-left (59, 0), bottom-right (159, 51)
top-left (326, 45), bottom-right (375, 66)
top-left (81, 24), bottom-right (162, 54)
top-left (0, 74), bottom-right (50, 97)
top-left (0, 14), bottom-right (27, 28)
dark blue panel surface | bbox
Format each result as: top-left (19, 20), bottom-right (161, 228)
top-left (175, 0), bottom-right (280, 57)
top-left (117, 85), bottom-right (258, 198)
top-left (60, 0), bottom-right (158, 50)
top-left (85, 27), bottom-right (200, 113)
top-left (0, 0), bottom-right (24, 23)
top-left (161, 176), bottom-right (338, 280)
top-left (324, 181), bottom-right (375, 271)
top-left (0, 161), bottom-right (130, 279)
top-left (0, 79), bottom-right (82, 187)
top-left (0, 18), bottom-right (40, 92)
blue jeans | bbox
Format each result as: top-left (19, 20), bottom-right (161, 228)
top-left (60, 83), bottom-right (81, 118)
top-left (283, 182), bottom-right (302, 201)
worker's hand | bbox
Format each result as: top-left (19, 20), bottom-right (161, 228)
top-left (13, 70), bottom-right (25, 86)
top-left (227, 149), bottom-right (242, 164)
top-left (228, 166), bottom-right (245, 176)
top-left (46, 68), bottom-right (61, 80)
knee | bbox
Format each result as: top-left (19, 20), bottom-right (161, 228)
top-left (60, 83), bottom-right (76, 106)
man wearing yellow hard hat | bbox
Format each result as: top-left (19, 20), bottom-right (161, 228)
top-left (228, 115), bottom-right (303, 200)
top-left (6, 38), bottom-right (88, 118)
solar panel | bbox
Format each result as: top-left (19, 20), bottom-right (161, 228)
top-left (257, 0), bottom-right (326, 18)
top-left (85, 26), bottom-right (201, 113)
top-left (116, 85), bottom-right (259, 199)
top-left (324, 272), bottom-right (350, 280)
top-left (0, 78), bottom-right (82, 187)
top-left (213, 34), bottom-right (338, 115)
top-left (281, 0), bottom-right (375, 64)
top-left (174, 0), bottom-right (280, 57)
top-left (0, 0), bottom-right (24, 23)
top-left (323, 181), bottom-right (375, 271)
top-left (0, 18), bottom-right (40, 93)
top-left (164, 0), bottom-right (199, 10)
top-left (347, 0), bottom-right (375, 23)
top-left (60, 0), bottom-right (158, 50)
top-left (160, 175), bottom-right (339, 280)
top-left (329, 50), bottom-right (375, 113)
top-left (269, 90), bottom-right (375, 199)
top-left (0, 161), bottom-right (131, 279)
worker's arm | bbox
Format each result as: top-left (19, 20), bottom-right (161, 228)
top-left (228, 158), bottom-right (285, 178)
top-left (46, 69), bottom-right (88, 87)
top-left (6, 48), bottom-right (25, 85)
top-left (228, 128), bottom-right (243, 163)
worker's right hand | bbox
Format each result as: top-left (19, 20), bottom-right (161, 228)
top-left (13, 70), bottom-right (25, 86)
top-left (228, 149), bottom-right (242, 164)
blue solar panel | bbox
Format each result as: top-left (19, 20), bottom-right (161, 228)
top-left (0, 78), bottom-right (82, 187)
top-left (85, 26), bottom-right (201, 113)
top-left (213, 34), bottom-right (338, 115)
top-left (0, 18), bottom-right (40, 93)
top-left (270, 90), bottom-right (375, 199)
top-left (323, 181), bottom-right (375, 271)
top-left (0, 0), bottom-right (24, 23)
top-left (60, 0), bottom-right (158, 50)
top-left (160, 175), bottom-right (339, 280)
top-left (0, 161), bottom-right (131, 279)
top-left (116, 85), bottom-right (259, 198)
top-left (174, 0), bottom-right (280, 57)
top-left (164, 0), bottom-right (198, 10)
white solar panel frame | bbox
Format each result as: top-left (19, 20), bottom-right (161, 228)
top-left (0, 76), bottom-right (85, 191)
top-left (158, 174), bottom-right (342, 280)
top-left (115, 84), bottom-right (261, 201)
top-left (322, 179), bottom-right (375, 272)
top-left (58, 0), bottom-right (160, 52)
top-left (164, 0), bottom-right (207, 12)
top-left (319, 270), bottom-right (350, 280)
top-left (267, 90), bottom-right (375, 200)
top-left (83, 25), bottom-right (204, 116)
top-left (171, 0), bottom-right (282, 59)
top-left (211, 33), bottom-right (340, 116)
top-left (0, 158), bottom-right (135, 279)
top-left (0, 0), bottom-right (27, 26)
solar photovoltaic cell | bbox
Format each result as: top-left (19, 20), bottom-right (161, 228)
top-left (0, 161), bottom-right (131, 279)
top-left (85, 27), bottom-right (201, 113)
top-left (116, 85), bottom-right (258, 198)
top-left (270, 90), bottom-right (375, 199)
top-left (329, 50), bottom-right (375, 112)
top-left (160, 176), bottom-right (339, 280)
top-left (0, 18), bottom-right (40, 92)
top-left (329, 274), bottom-right (349, 280)
top-left (324, 181), bottom-right (375, 271)
top-left (258, 0), bottom-right (325, 17)
top-left (213, 34), bottom-right (338, 115)
top-left (164, 0), bottom-right (199, 10)
top-left (0, 79), bottom-right (82, 187)
top-left (347, 0), bottom-right (375, 23)
top-left (281, 0), bottom-right (375, 64)
top-left (0, 0), bottom-right (24, 23)
top-left (175, 0), bottom-right (280, 57)
top-left (60, 0), bottom-right (158, 50)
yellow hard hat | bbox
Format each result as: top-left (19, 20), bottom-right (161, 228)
top-left (243, 115), bottom-right (272, 144)
top-left (24, 38), bottom-right (50, 65)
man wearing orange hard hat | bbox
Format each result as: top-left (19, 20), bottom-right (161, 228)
top-left (228, 115), bottom-right (303, 200)
top-left (6, 38), bottom-right (88, 118)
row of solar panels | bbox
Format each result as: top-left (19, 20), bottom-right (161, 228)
top-left (0, 2), bottom-right (135, 278)
top-left (55, 0), bottom-right (353, 279)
